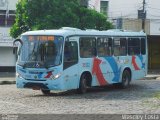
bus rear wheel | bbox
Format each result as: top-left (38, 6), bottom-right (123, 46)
top-left (41, 89), bottom-right (50, 95)
top-left (120, 70), bottom-right (131, 88)
top-left (77, 74), bottom-right (88, 94)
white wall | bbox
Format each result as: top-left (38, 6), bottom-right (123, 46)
top-left (108, 0), bottom-right (142, 19)
top-left (89, 0), bottom-right (142, 18)
top-left (0, 27), bottom-right (13, 41)
top-left (89, 0), bottom-right (160, 19)
top-left (0, 0), bottom-right (17, 67)
top-left (0, 0), bottom-right (18, 10)
top-left (150, 21), bottom-right (160, 35)
top-left (0, 47), bottom-right (16, 66)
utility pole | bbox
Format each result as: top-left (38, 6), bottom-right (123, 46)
top-left (142, 0), bottom-right (146, 32)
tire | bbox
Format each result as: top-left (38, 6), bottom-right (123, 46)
top-left (120, 70), bottom-right (131, 88)
top-left (41, 89), bottom-right (50, 95)
top-left (77, 74), bottom-right (88, 94)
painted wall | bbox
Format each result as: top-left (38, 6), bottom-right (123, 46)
top-left (0, 27), bottom-right (14, 41)
top-left (0, 47), bottom-right (16, 66)
top-left (0, 0), bottom-right (18, 69)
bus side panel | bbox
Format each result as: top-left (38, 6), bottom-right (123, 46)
top-left (79, 57), bottom-right (120, 87)
top-left (79, 58), bottom-right (98, 86)
top-left (97, 57), bottom-right (120, 84)
top-left (62, 64), bottom-right (79, 90)
top-left (131, 54), bottom-right (147, 80)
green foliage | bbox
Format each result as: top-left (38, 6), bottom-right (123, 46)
top-left (10, 0), bottom-right (113, 38)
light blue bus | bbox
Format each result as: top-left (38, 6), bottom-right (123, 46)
top-left (14, 27), bottom-right (148, 94)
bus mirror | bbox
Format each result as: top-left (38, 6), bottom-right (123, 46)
top-left (13, 39), bottom-right (23, 46)
top-left (13, 39), bottom-right (23, 55)
top-left (13, 47), bottom-right (17, 54)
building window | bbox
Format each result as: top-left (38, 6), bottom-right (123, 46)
top-left (100, 0), bottom-right (108, 15)
top-left (0, 10), bottom-right (15, 26)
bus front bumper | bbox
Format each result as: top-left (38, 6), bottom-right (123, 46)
top-left (16, 77), bottom-right (65, 91)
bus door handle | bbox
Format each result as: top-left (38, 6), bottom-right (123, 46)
top-left (74, 74), bottom-right (78, 77)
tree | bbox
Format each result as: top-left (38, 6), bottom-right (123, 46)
top-left (10, 0), bottom-right (113, 38)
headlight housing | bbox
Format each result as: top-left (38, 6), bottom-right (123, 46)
top-left (51, 73), bottom-right (62, 80)
top-left (16, 72), bottom-right (24, 79)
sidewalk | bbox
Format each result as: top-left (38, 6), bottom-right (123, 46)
top-left (0, 72), bottom-right (160, 85)
top-left (146, 69), bottom-right (160, 80)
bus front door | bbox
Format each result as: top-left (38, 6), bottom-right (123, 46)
top-left (63, 40), bottom-right (79, 90)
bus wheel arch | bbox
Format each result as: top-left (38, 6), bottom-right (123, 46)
top-left (77, 71), bottom-right (92, 94)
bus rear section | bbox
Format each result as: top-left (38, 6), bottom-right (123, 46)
top-left (78, 35), bottom-right (147, 91)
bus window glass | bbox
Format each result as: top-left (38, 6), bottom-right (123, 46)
top-left (128, 38), bottom-right (140, 55)
top-left (97, 37), bottom-right (112, 56)
top-left (113, 38), bottom-right (127, 56)
top-left (64, 41), bottom-right (78, 62)
top-left (64, 41), bottom-right (78, 69)
top-left (18, 35), bottom-right (63, 68)
top-left (80, 37), bottom-right (96, 58)
top-left (141, 38), bottom-right (146, 55)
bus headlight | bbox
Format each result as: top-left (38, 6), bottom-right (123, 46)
top-left (16, 72), bottom-right (24, 79)
top-left (51, 73), bottom-right (61, 80)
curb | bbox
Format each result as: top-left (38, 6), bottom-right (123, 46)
top-left (144, 77), bottom-right (157, 80)
top-left (144, 76), bottom-right (160, 80)
top-left (0, 81), bottom-right (16, 85)
top-left (156, 77), bottom-right (160, 80)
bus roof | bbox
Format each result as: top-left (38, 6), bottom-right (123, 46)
top-left (22, 27), bottom-right (146, 37)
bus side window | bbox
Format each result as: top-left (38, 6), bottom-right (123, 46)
top-left (63, 41), bottom-right (78, 69)
top-left (141, 38), bottom-right (146, 55)
top-left (80, 37), bottom-right (96, 58)
top-left (128, 38), bottom-right (140, 55)
top-left (97, 37), bottom-right (113, 57)
top-left (113, 37), bottom-right (127, 56)
top-left (113, 38), bottom-right (120, 56)
top-left (120, 38), bottom-right (127, 56)
top-left (108, 38), bottom-right (113, 55)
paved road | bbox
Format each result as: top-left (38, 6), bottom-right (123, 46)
top-left (0, 80), bottom-right (160, 114)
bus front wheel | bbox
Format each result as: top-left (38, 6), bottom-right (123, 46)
top-left (120, 70), bottom-right (131, 88)
top-left (77, 74), bottom-right (88, 94)
top-left (41, 89), bottom-right (50, 95)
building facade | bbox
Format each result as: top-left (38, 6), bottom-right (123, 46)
top-left (89, 0), bottom-right (160, 69)
top-left (0, 0), bottom-right (18, 72)
top-left (0, 0), bottom-right (160, 71)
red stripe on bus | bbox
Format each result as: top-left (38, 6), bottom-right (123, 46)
top-left (92, 58), bottom-right (108, 85)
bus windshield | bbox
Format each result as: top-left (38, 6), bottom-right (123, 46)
top-left (18, 35), bottom-right (64, 68)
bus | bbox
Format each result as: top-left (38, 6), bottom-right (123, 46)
top-left (14, 27), bottom-right (148, 94)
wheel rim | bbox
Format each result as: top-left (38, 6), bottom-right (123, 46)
top-left (122, 71), bottom-right (130, 87)
top-left (123, 74), bottom-right (128, 86)
top-left (80, 75), bottom-right (87, 93)
top-left (82, 77), bottom-right (87, 92)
